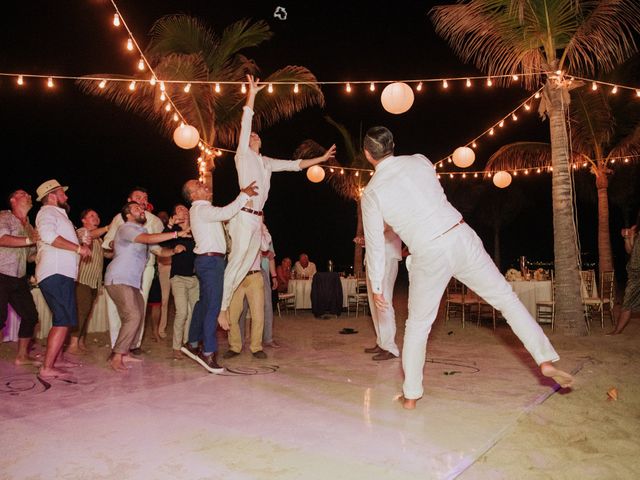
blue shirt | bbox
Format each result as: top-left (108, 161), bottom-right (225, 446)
top-left (104, 222), bottom-right (148, 289)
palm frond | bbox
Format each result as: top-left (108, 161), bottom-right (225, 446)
top-left (609, 123), bottom-right (640, 160)
top-left (569, 87), bottom-right (614, 158)
top-left (564, 0), bottom-right (640, 77)
top-left (485, 142), bottom-right (553, 170)
top-left (324, 116), bottom-right (359, 164)
top-left (147, 15), bottom-right (218, 61)
top-left (208, 19), bottom-right (272, 74)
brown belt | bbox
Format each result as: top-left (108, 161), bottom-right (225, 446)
top-left (196, 252), bottom-right (225, 257)
top-left (241, 207), bottom-right (263, 216)
top-left (437, 219), bottom-right (465, 238)
top-left (246, 270), bottom-right (262, 276)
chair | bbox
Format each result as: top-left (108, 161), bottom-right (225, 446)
top-left (583, 271), bottom-right (615, 328)
top-left (536, 270), bottom-right (555, 329)
top-left (468, 290), bottom-right (496, 330)
top-left (445, 278), bottom-right (470, 327)
top-left (277, 292), bottom-right (296, 317)
top-left (347, 277), bottom-right (369, 317)
top-left (580, 269), bottom-right (596, 298)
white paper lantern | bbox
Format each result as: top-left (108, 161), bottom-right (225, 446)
top-left (380, 82), bottom-right (415, 114)
top-left (452, 146), bottom-right (475, 168)
top-left (173, 125), bottom-right (200, 149)
top-left (306, 165), bottom-right (325, 183)
top-left (493, 170), bottom-right (512, 188)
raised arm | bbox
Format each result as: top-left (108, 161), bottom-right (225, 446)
top-left (237, 75), bottom-right (266, 156)
top-left (299, 144), bottom-right (336, 169)
top-left (200, 181), bottom-right (259, 223)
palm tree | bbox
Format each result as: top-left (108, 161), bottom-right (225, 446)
top-left (486, 88), bottom-right (640, 281)
top-left (431, 0), bottom-right (640, 336)
top-left (294, 117), bottom-right (371, 277)
top-left (78, 15), bottom-right (324, 188)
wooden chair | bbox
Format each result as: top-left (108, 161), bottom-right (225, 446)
top-left (277, 292), bottom-right (296, 317)
top-left (583, 271), bottom-right (615, 328)
top-left (468, 290), bottom-right (497, 330)
top-left (347, 277), bottom-right (369, 317)
top-left (445, 278), bottom-right (470, 327)
top-left (536, 270), bottom-right (555, 329)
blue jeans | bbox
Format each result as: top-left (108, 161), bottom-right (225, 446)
top-left (189, 256), bottom-right (225, 354)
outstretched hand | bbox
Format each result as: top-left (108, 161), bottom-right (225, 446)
top-left (321, 144), bottom-right (337, 162)
top-left (242, 181), bottom-right (259, 197)
top-left (247, 75), bottom-right (266, 96)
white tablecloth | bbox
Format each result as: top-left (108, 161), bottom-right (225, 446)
top-left (508, 280), bottom-right (552, 319)
top-left (2, 286), bottom-right (110, 342)
top-left (287, 277), bottom-right (357, 309)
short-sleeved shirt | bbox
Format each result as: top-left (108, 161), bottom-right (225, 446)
top-left (104, 222), bottom-right (148, 289)
top-left (77, 236), bottom-right (104, 289)
top-left (36, 205), bottom-right (80, 283)
top-left (161, 226), bottom-right (196, 278)
top-left (0, 210), bottom-right (35, 278)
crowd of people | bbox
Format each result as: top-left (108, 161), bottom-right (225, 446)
top-left (0, 75), bottom-right (594, 409)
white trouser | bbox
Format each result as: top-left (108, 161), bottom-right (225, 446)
top-left (106, 263), bottom-right (155, 349)
top-left (367, 259), bottom-right (400, 356)
top-left (403, 223), bottom-right (559, 399)
top-left (221, 212), bottom-right (263, 311)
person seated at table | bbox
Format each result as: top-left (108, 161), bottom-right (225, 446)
top-left (276, 257), bottom-right (292, 293)
top-left (293, 253), bottom-right (316, 279)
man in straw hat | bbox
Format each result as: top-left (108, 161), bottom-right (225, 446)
top-left (361, 126), bottom-right (574, 410)
top-left (35, 179), bottom-right (91, 378)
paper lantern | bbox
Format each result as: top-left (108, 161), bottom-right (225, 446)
top-left (493, 171), bottom-right (512, 188)
top-left (173, 125), bottom-right (200, 149)
top-left (306, 165), bottom-right (325, 183)
top-left (380, 82), bottom-right (414, 114)
top-left (452, 146), bottom-right (475, 168)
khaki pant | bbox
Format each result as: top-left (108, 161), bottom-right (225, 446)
top-left (170, 275), bottom-right (199, 350)
top-left (105, 284), bottom-right (145, 355)
top-left (228, 272), bottom-right (264, 353)
top-left (157, 262), bottom-right (172, 335)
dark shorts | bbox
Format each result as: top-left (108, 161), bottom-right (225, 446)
top-left (39, 274), bottom-right (77, 327)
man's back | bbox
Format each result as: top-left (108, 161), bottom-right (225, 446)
top-left (364, 154), bottom-right (461, 254)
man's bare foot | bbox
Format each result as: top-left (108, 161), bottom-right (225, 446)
top-left (108, 358), bottom-right (129, 373)
top-left (39, 366), bottom-right (70, 378)
top-left (172, 349), bottom-right (184, 360)
top-left (396, 395), bottom-right (420, 410)
top-left (218, 310), bottom-right (230, 331)
top-left (65, 346), bottom-right (87, 356)
top-left (14, 355), bottom-right (42, 366)
top-left (122, 354), bottom-right (143, 364)
top-left (540, 362), bottom-right (574, 388)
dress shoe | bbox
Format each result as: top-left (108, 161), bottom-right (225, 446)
top-left (194, 352), bottom-right (224, 374)
top-left (252, 350), bottom-right (267, 359)
top-left (372, 350), bottom-right (398, 361)
top-left (222, 350), bottom-right (240, 359)
top-left (364, 345), bottom-right (384, 354)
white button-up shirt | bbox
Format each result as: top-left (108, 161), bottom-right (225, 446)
top-left (236, 106), bottom-right (302, 211)
top-left (36, 205), bottom-right (80, 282)
top-left (362, 154), bottom-right (461, 293)
top-left (190, 193), bottom-right (249, 255)
top-left (103, 210), bottom-right (164, 268)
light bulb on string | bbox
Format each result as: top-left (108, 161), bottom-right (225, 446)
top-left (149, 77), bottom-right (156, 86)
top-left (47, 77), bottom-right (54, 88)
top-left (474, 173), bottom-right (478, 178)
top-left (173, 113), bottom-right (179, 122)
top-left (513, 171), bottom-right (518, 176)
top-left (99, 79), bottom-right (106, 89)
top-left (625, 158), bottom-right (630, 163)
top-left (215, 83), bottom-right (221, 93)
top-left (537, 168), bottom-right (541, 173)
top-left (113, 14), bottom-right (120, 27)
top-left (241, 83), bottom-right (247, 94)
top-left (345, 83), bottom-right (351, 93)
top-left (512, 75), bottom-right (519, 81)
top-left (416, 82), bottom-right (423, 91)
top-left (160, 81), bottom-right (166, 92)
top-left (355, 171), bottom-right (359, 177)
top-left (472, 142), bottom-right (477, 148)
top-left (524, 103), bottom-right (531, 110)
top-left (216, 150), bottom-right (223, 157)
top-left (17, 75), bottom-right (24, 86)
top-left (489, 128), bottom-right (494, 135)
top-left (466, 78), bottom-right (471, 87)
top-left (268, 83), bottom-right (274, 93)
top-left (447, 157), bottom-right (452, 163)
top-left (534, 92), bottom-right (541, 99)
top-left (512, 113), bottom-right (518, 121)
top-left (340, 169), bottom-right (345, 175)
top-left (294, 83), bottom-right (299, 93)
top-left (165, 103), bottom-right (171, 112)
top-left (462, 173), bottom-right (466, 178)
top-left (592, 82), bottom-right (597, 91)
top-left (611, 86), bottom-right (618, 94)
top-left (524, 169), bottom-right (529, 175)
top-left (583, 162), bottom-right (588, 168)
top-left (487, 77), bottom-right (493, 87)
top-left (449, 173), bottom-right (454, 179)
top-left (160, 92), bottom-right (166, 101)
top-left (499, 120), bottom-right (504, 128)
top-left (129, 81), bottom-right (136, 91)
top-left (369, 82), bottom-right (375, 92)
top-left (184, 83), bottom-right (191, 93)
top-left (138, 59), bottom-right (145, 71)
top-left (329, 168), bottom-right (335, 173)
top-left (442, 79), bottom-right (448, 89)
top-left (369, 171), bottom-right (373, 176)
top-left (126, 38), bottom-right (134, 51)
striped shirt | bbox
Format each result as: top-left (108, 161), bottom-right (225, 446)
top-left (77, 235), bottom-right (103, 289)
top-left (0, 210), bottom-right (36, 277)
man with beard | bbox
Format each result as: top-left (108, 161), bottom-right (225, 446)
top-left (0, 189), bottom-right (40, 365)
top-left (35, 180), bottom-right (91, 378)
top-left (104, 202), bottom-right (189, 372)
top-left (102, 187), bottom-right (164, 352)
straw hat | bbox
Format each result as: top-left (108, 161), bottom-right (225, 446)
top-left (36, 179), bottom-right (68, 202)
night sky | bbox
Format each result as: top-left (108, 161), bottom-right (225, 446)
top-left (1, 0), bottom-right (637, 275)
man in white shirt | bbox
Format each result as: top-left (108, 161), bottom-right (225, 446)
top-left (355, 225), bottom-right (402, 360)
top-left (102, 187), bottom-right (164, 352)
top-left (218, 75), bottom-right (336, 327)
top-left (293, 253), bottom-right (317, 279)
top-left (361, 127), bottom-right (573, 410)
top-left (180, 179), bottom-right (258, 373)
top-left (35, 180), bottom-right (91, 378)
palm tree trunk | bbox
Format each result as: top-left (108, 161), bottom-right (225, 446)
top-left (595, 171), bottom-right (614, 277)
top-left (354, 199), bottom-right (364, 277)
top-left (546, 81), bottom-right (588, 336)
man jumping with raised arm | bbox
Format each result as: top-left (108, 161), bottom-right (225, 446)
top-left (218, 75), bottom-right (336, 328)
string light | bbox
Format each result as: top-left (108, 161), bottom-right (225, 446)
top-left (512, 113), bottom-right (518, 121)
top-left (294, 83), bottom-right (299, 93)
top-left (172, 113), bottom-right (179, 122)
top-left (128, 80), bottom-right (135, 91)
top-left (369, 82), bottom-right (375, 92)
top-left (369, 171), bottom-right (373, 176)
top-left (472, 142), bottom-right (477, 148)
top-left (17, 75), bottom-right (24, 86)
top-left (137, 59), bottom-right (145, 71)
top-left (241, 83), bottom-right (247, 94)
top-left (524, 103), bottom-right (531, 110)
top-left (487, 78), bottom-right (493, 87)
top-left (215, 83), bottom-right (221, 93)
top-left (149, 76), bottom-right (156, 86)
top-left (355, 171), bottom-right (359, 177)
top-left (466, 78), bottom-right (471, 87)
top-left (489, 128), bottom-right (494, 135)
top-left (159, 92), bottom-right (166, 101)
top-left (159, 81), bottom-right (166, 92)
top-left (442, 79), bottom-right (448, 89)
top-left (47, 77), bottom-right (54, 88)
top-left (126, 38), bottom-right (133, 51)
top-left (345, 83), bottom-right (351, 93)
top-left (592, 82), bottom-right (598, 91)
top-left (340, 169), bottom-right (345, 175)
top-left (611, 86), bottom-right (618, 94)
top-left (534, 92), bottom-right (541, 99)
top-left (268, 83), bottom-right (274, 93)
top-left (98, 79), bottom-right (106, 89)
top-left (416, 82), bottom-right (423, 91)
top-left (498, 120), bottom-right (504, 128)
top-left (512, 75), bottom-right (519, 81)
top-left (113, 14), bottom-right (120, 27)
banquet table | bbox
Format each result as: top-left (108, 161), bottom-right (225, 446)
top-left (2, 286), bottom-right (110, 342)
top-left (507, 280), bottom-right (552, 322)
top-left (288, 277), bottom-right (357, 309)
